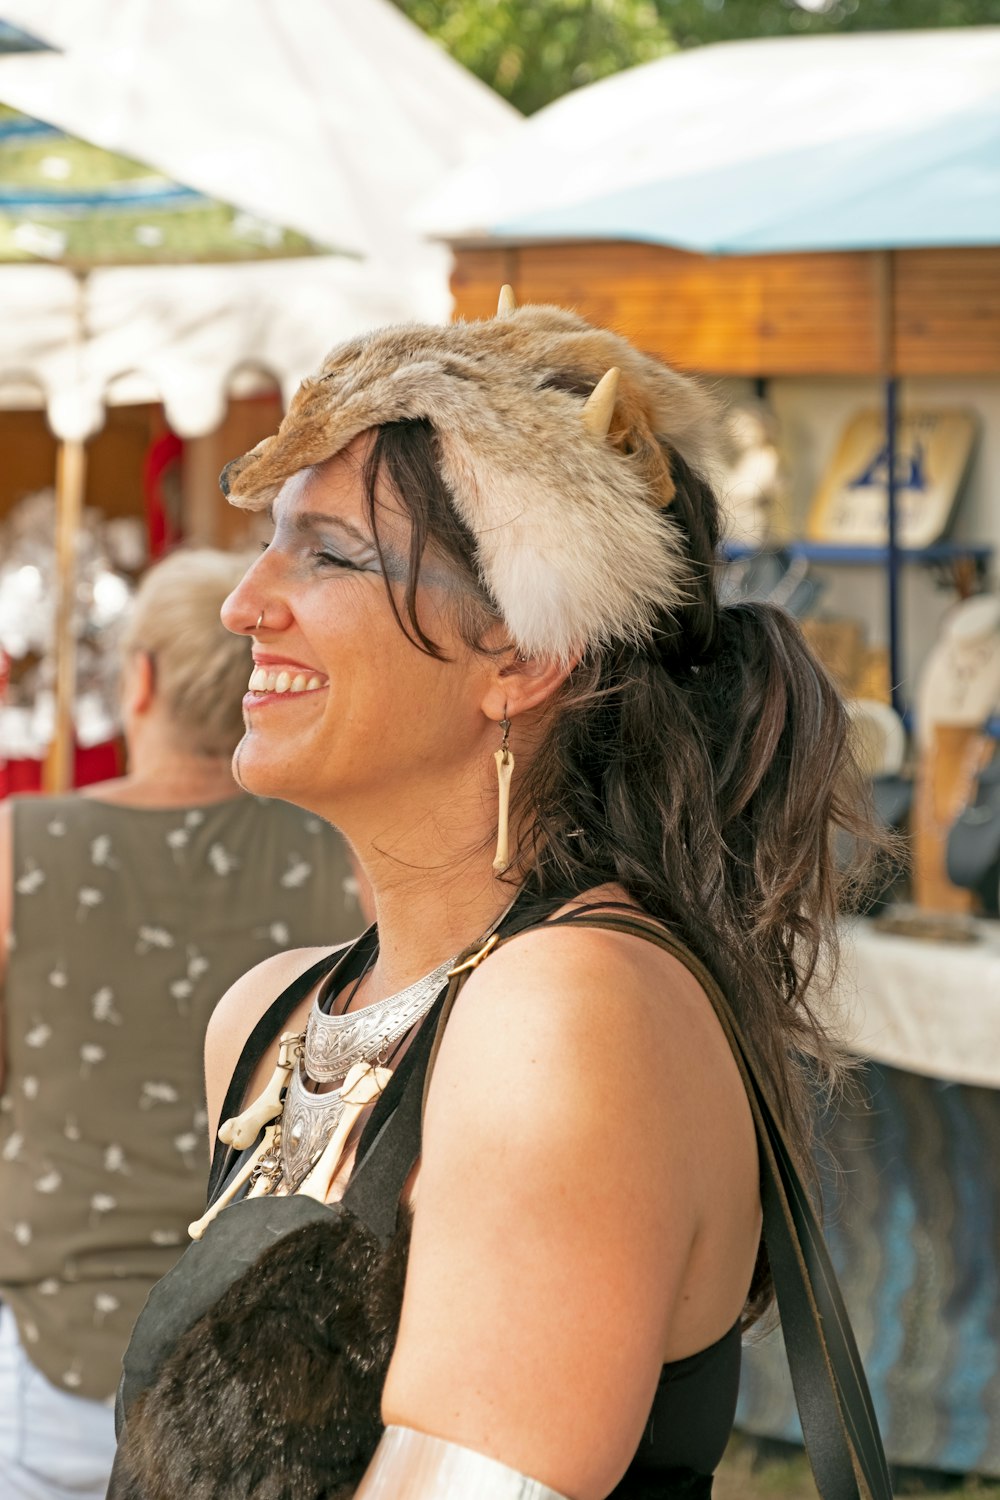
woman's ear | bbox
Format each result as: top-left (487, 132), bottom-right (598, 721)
top-left (480, 647), bottom-right (579, 723)
top-left (121, 650), bottom-right (156, 718)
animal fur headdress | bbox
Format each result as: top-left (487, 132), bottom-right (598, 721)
top-left (221, 291), bottom-right (720, 662)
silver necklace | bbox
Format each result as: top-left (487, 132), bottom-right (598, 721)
top-left (277, 897), bottom-right (520, 1194)
top-left (279, 1064), bottom-right (349, 1189)
top-left (278, 948), bottom-right (459, 1190)
top-left (303, 950), bottom-right (460, 1083)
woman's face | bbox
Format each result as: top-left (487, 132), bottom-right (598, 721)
top-left (221, 434), bottom-right (496, 833)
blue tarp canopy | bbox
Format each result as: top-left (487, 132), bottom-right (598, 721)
top-left (421, 28), bottom-right (1000, 255)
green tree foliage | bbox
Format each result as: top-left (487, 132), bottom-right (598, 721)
top-left (659, 0), bottom-right (1000, 49)
top-left (395, 0), bottom-right (1000, 112)
top-left (395, 0), bottom-right (674, 115)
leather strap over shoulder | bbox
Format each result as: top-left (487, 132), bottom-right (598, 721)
top-left (437, 910), bottom-right (892, 1500)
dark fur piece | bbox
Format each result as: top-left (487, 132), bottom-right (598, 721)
top-left (113, 1211), bottom-right (411, 1500)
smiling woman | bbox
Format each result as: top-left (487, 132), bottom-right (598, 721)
top-left (107, 294), bottom-right (889, 1500)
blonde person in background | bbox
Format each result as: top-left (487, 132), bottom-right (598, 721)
top-left (0, 548), bottom-right (364, 1500)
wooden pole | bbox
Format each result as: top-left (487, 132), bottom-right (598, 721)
top-left (181, 430), bottom-right (224, 544)
top-left (43, 438), bottom-right (87, 794)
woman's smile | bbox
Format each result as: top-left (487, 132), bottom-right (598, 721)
top-left (245, 656), bottom-right (330, 704)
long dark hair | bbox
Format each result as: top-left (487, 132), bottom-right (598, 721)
top-left (361, 416), bottom-right (875, 1323)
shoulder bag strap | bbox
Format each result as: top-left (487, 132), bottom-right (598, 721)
top-left (432, 911), bottom-right (892, 1500)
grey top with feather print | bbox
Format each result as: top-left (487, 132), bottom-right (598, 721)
top-left (0, 791), bottom-right (361, 1400)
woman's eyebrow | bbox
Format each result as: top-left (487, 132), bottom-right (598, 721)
top-left (292, 511), bottom-right (377, 550)
top-left (289, 508), bottom-right (415, 581)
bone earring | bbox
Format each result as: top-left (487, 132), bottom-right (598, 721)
top-left (493, 715), bottom-right (515, 875)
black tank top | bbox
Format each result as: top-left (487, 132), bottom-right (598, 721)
top-left (203, 906), bottom-right (743, 1498)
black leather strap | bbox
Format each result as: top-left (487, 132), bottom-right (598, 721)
top-left (340, 988), bottom-right (449, 1244)
top-left (438, 910), bottom-right (892, 1500)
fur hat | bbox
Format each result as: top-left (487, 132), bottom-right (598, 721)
top-left (221, 294), bottom-right (721, 662)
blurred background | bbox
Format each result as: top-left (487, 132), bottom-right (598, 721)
top-left (1, 2), bottom-right (999, 1495)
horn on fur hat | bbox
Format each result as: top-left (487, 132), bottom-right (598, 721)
top-left (581, 367), bottom-right (621, 438)
top-left (496, 284), bottom-right (518, 317)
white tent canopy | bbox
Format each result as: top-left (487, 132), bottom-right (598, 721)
top-left (420, 27), bottom-right (1000, 254)
top-left (0, 0), bottom-right (519, 439)
top-left (0, 254), bottom-right (456, 440)
top-left (0, 0), bottom-right (518, 259)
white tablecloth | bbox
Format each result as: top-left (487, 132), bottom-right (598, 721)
top-left (833, 918), bottom-right (1000, 1087)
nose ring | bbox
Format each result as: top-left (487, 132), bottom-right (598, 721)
top-left (255, 610), bottom-right (265, 631)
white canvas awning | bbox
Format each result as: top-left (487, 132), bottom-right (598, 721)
top-left (0, 251), bottom-right (454, 439)
top-left (0, 0), bottom-right (518, 260)
top-left (420, 27), bottom-right (1000, 254)
top-left (0, 0), bottom-right (519, 438)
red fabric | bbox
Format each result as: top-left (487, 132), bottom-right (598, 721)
top-left (143, 430), bottom-right (184, 559)
top-left (0, 740), bottom-right (122, 799)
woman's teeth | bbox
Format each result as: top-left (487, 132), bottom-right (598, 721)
top-left (248, 667), bottom-right (326, 694)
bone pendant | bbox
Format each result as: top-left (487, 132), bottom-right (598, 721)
top-left (492, 748), bottom-right (515, 874)
top-left (218, 1031), bottom-right (300, 1149)
top-left (188, 1124), bottom-right (277, 1240)
top-left (298, 1063), bottom-right (392, 1203)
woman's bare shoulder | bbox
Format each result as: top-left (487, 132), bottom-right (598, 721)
top-left (424, 889), bottom-right (757, 1292)
top-left (466, 885), bottom-right (713, 1033)
top-left (443, 898), bottom-right (719, 1091)
top-left (422, 887), bottom-right (748, 1242)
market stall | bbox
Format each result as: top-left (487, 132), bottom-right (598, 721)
top-left (421, 26), bottom-right (1000, 1479)
top-left (741, 920), bottom-right (1000, 1477)
top-left (424, 23), bottom-right (1000, 708)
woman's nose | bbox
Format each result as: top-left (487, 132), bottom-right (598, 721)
top-left (220, 563), bottom-right (263, 636)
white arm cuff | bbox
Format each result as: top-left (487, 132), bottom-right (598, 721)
top-left (354, 1424), bottom-right (572, 1500)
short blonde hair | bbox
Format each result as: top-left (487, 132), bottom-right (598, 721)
top-left (121, 548), bottom-right (253, 757)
